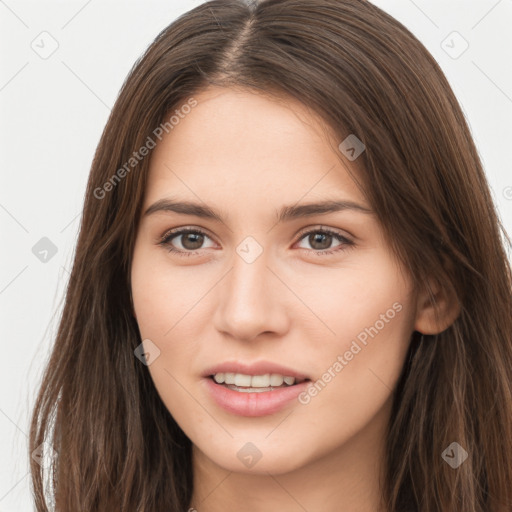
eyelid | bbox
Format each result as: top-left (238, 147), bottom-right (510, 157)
top-left (159, 225), bottom-right (215, 244)
top-left (159, 224), bottom-right (352, 242)
top-left (158, 224), bottom-right (354, 256)
top-left (294, 224), bottom-right (354, 241)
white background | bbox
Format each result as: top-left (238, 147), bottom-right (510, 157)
top-left (1, 1), bottom-right (511, 509)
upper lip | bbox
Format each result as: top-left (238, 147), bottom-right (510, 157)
top-left (202, 361), bottom-right (310, 381)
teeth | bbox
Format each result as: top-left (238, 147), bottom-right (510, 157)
top-left (269, 374), bottom-right (284, 386)
top-left (234, 374), bottom-right (252, 387)
top-left (213, 373), bottom-right (225, 384)
top-left (212, 372), bottom-right (297, 387)
top-left (224, 372), bottom-right (236, 385)
top-left (251, 374), bottom-right (270, 387)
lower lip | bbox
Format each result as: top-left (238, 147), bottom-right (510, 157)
top-left (203, 377), bottom-right (310, 417)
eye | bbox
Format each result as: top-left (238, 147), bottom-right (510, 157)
top-left (158, 226), bottom-right (354, 257)
top-left (295, 227), bottom-right (354, 255)
top-left (159, 227), bottom-right (216, 257)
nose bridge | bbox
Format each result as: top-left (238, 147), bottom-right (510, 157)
top-left (225, 244), bottom-right (272, 319)
top-left (232, 243), bottom-right (269, 304)
top-left (213, 239), bottom-right (288, 341)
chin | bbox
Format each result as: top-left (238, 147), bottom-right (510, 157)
top-left (195, 437), bottom-right (316, 475)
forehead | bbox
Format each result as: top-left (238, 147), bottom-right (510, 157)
top-left (144, 86), bottom-right (368, 210)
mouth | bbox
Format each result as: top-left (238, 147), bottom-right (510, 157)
top-left (204, 375), bottom-right (311, 416)
top-left (202, 363), bottom-right (312, 416)
top-left (209, 372), bottom-right (310, 393)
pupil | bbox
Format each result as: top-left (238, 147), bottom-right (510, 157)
top-left (311, 233), bottom-right (331, 250)
top-left (183, 233), bottom-right (203, 250)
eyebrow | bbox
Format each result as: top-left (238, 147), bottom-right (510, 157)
top-left (144, 198), bottom-right (373, 223)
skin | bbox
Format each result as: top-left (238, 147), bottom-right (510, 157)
top-left (130, 86), bottom-right (456, 512)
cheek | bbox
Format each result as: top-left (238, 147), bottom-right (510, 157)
top-left (291, 253), bottom-right (415, 418)
top-left (130, 246), bottom-right (208, 341)
top-left (130, 247), bottom-right (208, 430)
top-left (283, 252), bottom-right (414, 366)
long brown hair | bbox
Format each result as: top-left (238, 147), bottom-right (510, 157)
top-left (29, 1), bottom-right (512, 510)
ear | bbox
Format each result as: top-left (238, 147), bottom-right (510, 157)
top-left (414, 276), bottom-right (460, 335)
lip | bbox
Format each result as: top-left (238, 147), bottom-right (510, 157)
top-left (203, 377), bottom-right (311, 417)
top-left (201, 360), bottom-right (311, 417)
top-left (201, 360), bottom-right (310, 381)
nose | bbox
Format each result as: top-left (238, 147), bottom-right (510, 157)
top-left (213, 248), bottom-right (290, 342)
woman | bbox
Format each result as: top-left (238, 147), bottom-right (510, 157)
top-left (29, 0), bottom-right (512, 510)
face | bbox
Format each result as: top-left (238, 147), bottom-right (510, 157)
top-left (130, 86), bottom-right (420, 475)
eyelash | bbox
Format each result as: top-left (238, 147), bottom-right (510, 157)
top-left (158, 226), bottom-right (354, 258)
